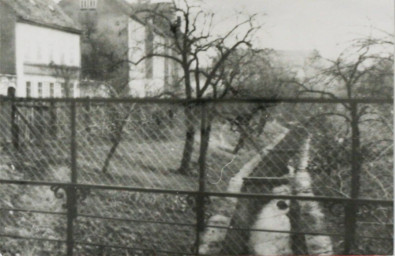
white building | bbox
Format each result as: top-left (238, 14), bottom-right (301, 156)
top-left (59, 0), bottom-right (181, 98)
top-left (127, 18), bottom-right (178, 97)
top-left (0, 0), bottom-right (81, 98)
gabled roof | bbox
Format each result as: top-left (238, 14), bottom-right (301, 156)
top-left (1, 0), bottom-right (81, 34)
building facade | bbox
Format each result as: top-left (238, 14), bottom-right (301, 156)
top-left (0, 0), bottom-right (81, 98)
top-left (59, 0), bottom-right (180, 97)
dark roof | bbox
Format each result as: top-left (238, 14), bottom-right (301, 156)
top-left (1, 0), bottom-right (81, 33)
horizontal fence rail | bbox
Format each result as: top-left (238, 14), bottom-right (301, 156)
top-left (0, 95), bottom-right (393, 104)
top-left (0, 97), bottom-right (393, 256)
top-left (0, 179), bottom-right (393, 205)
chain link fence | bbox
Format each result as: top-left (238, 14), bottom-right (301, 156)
top-left (0, 97), bottom-right (393, 255)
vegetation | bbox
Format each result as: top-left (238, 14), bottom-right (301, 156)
top-left (0, 0), bottom-right (392, 253)
top-left (133, 0), bottom-right (263, 174)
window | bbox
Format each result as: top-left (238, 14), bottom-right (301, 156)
top-left (171, 48), bottom-right (180, 86)
top-left (80, 0), bottom-right (86, 8)
top-left (26, 82), bottom-right (31, 97)
top-left (70, 84), bottom-right (74, 97)
top-left (7, 87), bottom-right (16, 97)
top-left (38, 82), bottom-right (43, 98)
top-left (80, 0), bottom-right (97, 9)
top-left (61, 83), bottom-right (66, 97)
top-left (145, 28), bottom-right (154, 79)
top-left (50, 83), bottom-right (54, 97)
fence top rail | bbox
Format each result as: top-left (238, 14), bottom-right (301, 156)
top-left (0, 179), bottom-right (392, 206)
top-left (0, 96), bottom-right (393, 104)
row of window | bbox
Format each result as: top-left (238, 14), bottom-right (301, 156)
top-left (80, 0), bottom-right (97, 9)
top-left (26, 82), bottom-right (74, 97)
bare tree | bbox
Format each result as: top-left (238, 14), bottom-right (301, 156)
top-left (294, 33), bottom-right (393, 175)
top-left (294, 32), bottom-right (393, 100)
top-left (216, 48), bottom-right (298, 154)
top-left (74, 13), bottom-right (136, 173)
top-left (80, 15), bottom-right (130, 97)
top-left (288, 33), bottom-right (393, 253)
top-left (133, 0), bottom-right (260, 174)
top-left (50, 62), bottom-right (80, 97)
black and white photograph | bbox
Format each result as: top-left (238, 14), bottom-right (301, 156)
top-left (0, 0), bottom-right (393, 255)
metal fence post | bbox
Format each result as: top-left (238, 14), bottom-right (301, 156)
top-left (50, 101), bottom-right (57, 139)
top-left (9, 90), bottom-right (19, 151)
top-left (344, 102), bottom-right (361, 255)
top-left (84, 97), bottom-right (91, 135)
top-left (289, 199), bottom-right (308, 254)
top-left (195, 102), bottom-right (210, 255)
top-left (67, 100), bottom-right (78, 256)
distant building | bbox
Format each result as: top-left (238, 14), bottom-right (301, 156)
top-left (271, 49), bottom-right (321, 79)
top-left (59, 0), bottom-right (180, 98)
top-left (0, 0), bottom-right (82, 98)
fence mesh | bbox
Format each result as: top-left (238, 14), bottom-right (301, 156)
top-left (0, 98), bottom-right (393, 256)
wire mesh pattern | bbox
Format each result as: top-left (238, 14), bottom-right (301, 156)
top-left (0, 97), bottom-right (393, 256)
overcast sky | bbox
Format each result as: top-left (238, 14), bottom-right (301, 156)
top-left (60, 0), bottom-right (394, 58)
top-left (201, 0), bottom-right (394, 58)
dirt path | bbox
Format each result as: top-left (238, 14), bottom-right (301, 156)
top-left (292, 136), bottom-right (334, 255)
top-left (248, 136), bottom-right (334, 255)
top-left (219, 126), bottom-right (310, 254)
top-left (198, 129), bottom-right (289, 255)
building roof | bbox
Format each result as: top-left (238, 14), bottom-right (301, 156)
top-left (1, 0), bottom-right (81, 33)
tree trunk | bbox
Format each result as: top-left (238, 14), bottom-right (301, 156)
top-left (101, 105), bottom-right (134, 173)
top-left (256, 112), bottom-right (268, 137)
top-left (233, 130), bottom-right (246, 154)
top-left (196, 108), bottom-right (211, 250)
top-left (178, 106), bottom-right (195, 175)
top-left (101, 120), bottom-right (126, 174)
top-left (50, 102), bottom-right (57, 139)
